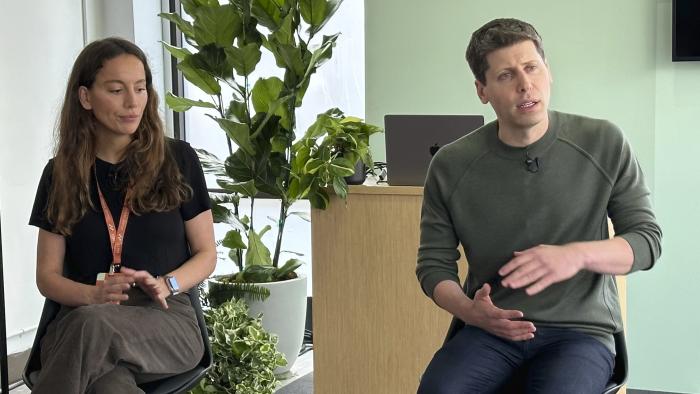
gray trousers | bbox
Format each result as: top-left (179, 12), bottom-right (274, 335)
top-left (31, 288), bottom-right (204, 394)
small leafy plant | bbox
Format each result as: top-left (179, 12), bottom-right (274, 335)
top-left (191, 299), bottom-right (286, 394)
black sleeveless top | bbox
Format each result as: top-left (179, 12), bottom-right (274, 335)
top-left (29, 139), bottom-right (211, 285)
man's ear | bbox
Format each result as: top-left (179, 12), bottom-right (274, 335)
top-left (545, 61), bottom-right (553, 84)
top-left (78, 86), bottom-right (92, 110)
top-left (475, 80), bottom-right (489, 104)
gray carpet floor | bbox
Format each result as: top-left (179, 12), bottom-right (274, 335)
top-left (277, 372), bottom-right (313, 394)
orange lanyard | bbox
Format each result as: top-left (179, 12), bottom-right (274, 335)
top-left (95, 169), bottom-right (131, 274)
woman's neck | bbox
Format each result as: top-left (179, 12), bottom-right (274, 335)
top-left (95, 133), bottom-right (132, 164)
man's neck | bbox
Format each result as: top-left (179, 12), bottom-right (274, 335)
top-left (497, 120), bottom-right (549, 148)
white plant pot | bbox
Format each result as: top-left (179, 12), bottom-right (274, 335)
top-left (245, 275), bottom-right (307, 375)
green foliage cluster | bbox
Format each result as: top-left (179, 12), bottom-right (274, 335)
top-left (160, 0), bottom-right (381, 283)
top-left (191, 299), bottom-right (286, 394)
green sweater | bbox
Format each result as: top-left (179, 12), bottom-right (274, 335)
top-left (416, 110), bottom-right (662, 351)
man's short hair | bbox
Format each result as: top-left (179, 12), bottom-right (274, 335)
top-left (466, 18), bottom-right (546, 85)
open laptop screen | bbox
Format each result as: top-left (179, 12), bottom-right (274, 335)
top-left (384, 114), bottom-right (484, 186)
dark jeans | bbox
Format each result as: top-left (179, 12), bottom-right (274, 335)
top-left (418, 325), bottom-right (614, 394)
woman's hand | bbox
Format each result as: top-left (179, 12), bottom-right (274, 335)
top-left (120, 267), bottom-right (170, 309)
top-left (92, 272), bottom-right (135, 304)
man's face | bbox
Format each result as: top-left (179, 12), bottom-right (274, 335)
top-left (475, 40), bottom-right (551, 136)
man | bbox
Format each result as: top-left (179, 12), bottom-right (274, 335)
top-left (416, 18), bottom-right (661, 393)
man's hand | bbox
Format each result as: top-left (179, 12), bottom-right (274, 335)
top-left (92, 272), bottom-right (134, 304)
top-left (120, 267), bottom-right (170, 309)
top-left (499, 244), bottom-right (584, 295)
top-left (464, 283), bottom-right (536, 341)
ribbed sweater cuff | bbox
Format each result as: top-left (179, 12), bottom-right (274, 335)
top-left (420, 272), bottom-right (461, 299)
top-left (619, 232), bottom-right (653, 272)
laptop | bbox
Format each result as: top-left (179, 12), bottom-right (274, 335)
top-left (384, 114), bottom-right (485, 186)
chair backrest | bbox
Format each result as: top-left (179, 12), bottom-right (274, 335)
top-left (602, 330), bottom-right (628, 394)
top-left (442, 316), bottom-right (464, 346)
top-left (22, 298), bottom-right (61, 384)
top-left (23, 288), bottom-right (212, 394)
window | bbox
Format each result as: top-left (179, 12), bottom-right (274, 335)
top-left (167, 1), bottom-right (365, 292)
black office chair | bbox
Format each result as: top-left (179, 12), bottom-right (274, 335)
top-left (23, 288), bottom-right (212, 394)
top-left (441, 318), bottom-right (628, 394)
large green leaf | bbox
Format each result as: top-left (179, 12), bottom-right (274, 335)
top-left (239, 17), bottom-right (265, 47)
top-left (192, 4), bottom-right (242, 47)
top-left (161, 42), bottom-right (192, 61)
top-left (332, 175), bottom-right (348, 199)
top-left (209, 192), bottom-right (239, 205)
top-left (293, 144), bottom-right (311, 171)
top-left (226, 99), bottom-right (249, 123)
top-left (246, 226), bottom-right (273, 266)
top-left (191, 44), bottom-right (231, 80)
top-left (299, 0), bottom-right (342, 34)
top-left (165, 93), bottom-right (216, 112)
top-left (224, 43), bottom-right (262, 77)
top-left (269, 42), bottom-right (307, 81)
top-left (301, 33), bottom-right (339, 84)
top-left (240, 264), bottom-right (276, 282)
top-left (195, 148), bottom-right (226, 177)
top-left (294, 74), bottom-right (311, 107)
top-left (287, 177), bottom-right (300, 200)
top-left (274, 258), bottom-right (303, 279)
top-left (251, 95), bottom-right (292, 137)
top-left (218, 179), bottom-right (258, 197)
top-left (270, 135), bottom-right (288, 153)
top-left (249, 80), bottom-right (293, 133)
top-left (269, 9), bottom-right (296, 46)
top-left (297, 174), bottom-right (314, 199)
top-left (222, 229), bottom-right (247, 249)
top-left (180, 0), bottom-right (220, 16)
top-left (177, 56), bottom-right (221, 95)
top-left (308, 186), bottom-right (330, 209)
top-left (303, 158), bottom-right (324, 174)
top-left (304, 113), bottom-right (331, 139)
top-left (251, 0), bottom-right (285, 30)
top-left (158, 12), bottom-right (195, 39)
top-left (329, 157), bottom-right (355, 177)
top-left (210, 202), bottom-right (234, 224)
top-left (251, 77), bottom-right (284, 114)
top-left (225, 149), bottom-right (255, 182)
top-left (214, 118), bottom-right (255, 155)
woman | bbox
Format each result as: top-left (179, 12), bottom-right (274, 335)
top-left (29, 37), bottom-right (216, 393)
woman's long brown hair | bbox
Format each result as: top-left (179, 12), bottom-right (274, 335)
top-left (48, 37), bottom-right (191, 235)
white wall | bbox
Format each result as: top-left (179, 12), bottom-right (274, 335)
top-left (0, 1), bottom-right (84, 354)
top-left (84, 0), bottom-right (169, 135)
top-left (0, 0), bottom-right (166, 356)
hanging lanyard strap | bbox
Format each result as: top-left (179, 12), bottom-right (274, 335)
top-left (95, 169), bottom-right (130, 274)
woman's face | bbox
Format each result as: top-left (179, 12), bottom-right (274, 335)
top-left (79, 54), bottom-right (148, 139)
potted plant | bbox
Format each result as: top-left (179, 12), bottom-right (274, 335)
top-left (191, 298), bottom-right (286, 394)
top-left (159, 0), bottom-right (381, 375)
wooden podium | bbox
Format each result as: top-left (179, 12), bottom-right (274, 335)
top-left (311, 185), bottom-right (625, 394)
top-left (311, 185), bottom-right (466, 394)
